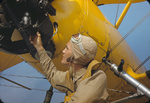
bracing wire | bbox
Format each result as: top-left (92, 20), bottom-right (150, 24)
top-left (0, 75), bottom-right (31, 90)
top-left (0, 55), bottom-right (11, 73)
top-left (110, 11), bottom-right (150, 53)
top-left (1, 74), bottom-right (46, 79)
top-left (107, 88), bottom-right (134, 95)
top-left (135, 56), bottom-right (150, 72)
top-left (2, 55), bottom-right (17, 70)
top-left (0, 55), bottom-right (17, 78)
top-left (0, 84), bottom-right (63, 93)
top-left (0, 55), bottom-right (11, 68)
top-left (114, 0), bottom-right (121, 26)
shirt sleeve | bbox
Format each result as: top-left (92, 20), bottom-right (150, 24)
top-left (38, 50), bottom-right (74, 93)
top-left (67, 70), bottom-right (109, 103)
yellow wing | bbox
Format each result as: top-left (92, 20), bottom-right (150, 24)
top-left (0, 51), bottom-right (23, 72)
top-left (92, 0), bottom-right (147, 5)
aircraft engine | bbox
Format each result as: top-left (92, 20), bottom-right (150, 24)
top-left (0, 0), bottom-right (56, 59)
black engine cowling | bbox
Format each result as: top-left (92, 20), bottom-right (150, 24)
top-left (0, 0), bottom-right (56, 59)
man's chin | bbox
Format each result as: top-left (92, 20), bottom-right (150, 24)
top-left (61, 61), bottom-right (69, 66)
top-left (61, 61), bottom-right (64, 65)
top-left (61, 60), bottom-right (66, 65)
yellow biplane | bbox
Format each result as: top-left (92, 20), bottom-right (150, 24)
top-left (0, 0), bottom-right (150, 102)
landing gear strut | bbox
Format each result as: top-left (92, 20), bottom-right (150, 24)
top-left (102, 57), bottom-right (150, 102)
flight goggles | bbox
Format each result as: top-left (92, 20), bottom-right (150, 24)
top-left (71, 34), bottom-right (87, 55)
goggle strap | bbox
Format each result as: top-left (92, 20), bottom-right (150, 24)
top-left (78, 42), bottom-right (87, 55)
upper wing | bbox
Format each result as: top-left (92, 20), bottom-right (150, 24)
top-left (0, 51), bottom-right (23, 72)
top-left (92, 0), bottom-right (146, 5)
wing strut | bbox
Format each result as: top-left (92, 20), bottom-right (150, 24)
top-left (0, 75), bottom-right (31, 90)
top-left (43, 86), bottom-right (53, 103)
top-left (115, 0), bottom-right (133, 29)
top-left (111, 93), bottom-right (144, 103)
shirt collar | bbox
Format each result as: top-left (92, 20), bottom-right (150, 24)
top-left (73, 67), bottom-right (86, 83)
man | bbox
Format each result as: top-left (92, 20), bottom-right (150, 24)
top-left (30, 32), bottom-right (109, 103)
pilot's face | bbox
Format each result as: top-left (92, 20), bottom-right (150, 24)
top-left (61, 41), bottom-right (72, 66)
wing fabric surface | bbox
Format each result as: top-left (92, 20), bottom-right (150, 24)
top-left (92, 0), bottom-right (146, 5)
top-left (0, 51), bottom-right (23, 72)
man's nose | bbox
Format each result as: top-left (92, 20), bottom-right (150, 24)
top-left (62, 48), bottom-right (66, 53)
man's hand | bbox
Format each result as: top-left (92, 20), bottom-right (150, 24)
top-left (29, 32), bottom-right (44, 52)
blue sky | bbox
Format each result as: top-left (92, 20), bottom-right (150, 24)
top-left (99, 1), bottom-right (150, 70)
top-left (0, 1), bottom-right (150, 103)
top-left (0, 63), bottom-right (65, 103)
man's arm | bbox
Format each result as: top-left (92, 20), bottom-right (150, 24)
top-left (39, 50), bottom-right (74, 92)
top-left (30, 32), bottom-right (74, 93)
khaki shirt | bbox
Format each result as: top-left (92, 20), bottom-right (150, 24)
top-left (39, 50), bottom-right (109, 103)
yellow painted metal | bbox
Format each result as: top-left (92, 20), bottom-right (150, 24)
top-left (48, 0), bottom-right (111, 71)
top-left (0, 51), bottom-right (23, 72)
top-left (64, 93), bottom-right (74, 102)
top-left (48, 0), bottom-right (148, 93)
top-left (82, 60), bottom-right (100, 80)
top-left (127, 66), bottom-right (147, 80)
top-left (115, 0), bottom-right (133, 29)
top-left (92, 0), bottom-right (146, 5)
